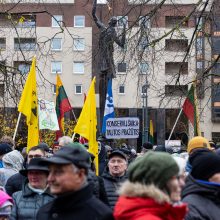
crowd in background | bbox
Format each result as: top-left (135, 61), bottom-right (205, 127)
top-left (0, 135), bottom-right (220, 219)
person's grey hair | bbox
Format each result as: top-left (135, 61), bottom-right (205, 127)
top-left (58, 136), bottom-right (73, 147)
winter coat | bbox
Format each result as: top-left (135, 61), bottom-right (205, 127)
top-left (0, 150), bottom-right (24, 187)
top-left (5, 173), bottom-right (26, 196)
top-left (114, 181), bottom-right (187, 220)
top-left (10, 182), bottom-right (54, 220)
top-left (102, 171), bottom-right (127, 209)
top-left (36, 184), bottom-right (114, 220)
top-left (182, 175), bottom-right (220, 220)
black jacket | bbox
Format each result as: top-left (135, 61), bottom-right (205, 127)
top-left (36, 184), bottom-right (113, 220)
top-left (5, 173), bottom-right (26, 196)
top-left (182, 175), bottom-right (220, 220)
top-left (102, 171), bottom-right (127, 209)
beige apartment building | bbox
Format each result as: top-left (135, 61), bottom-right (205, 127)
top-left (0, 0), bottom-right (218, 147)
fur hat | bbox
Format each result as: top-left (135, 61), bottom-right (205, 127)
top-left (128, 151), bottom-right (179, 190)
top-left (187, 136), bottom-right (211, 153)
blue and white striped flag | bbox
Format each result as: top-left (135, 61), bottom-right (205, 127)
top-left (102, 79), bottom-right (115, 134)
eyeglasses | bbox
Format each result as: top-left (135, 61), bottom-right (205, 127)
top-left (28, 154), bottom-right (43, 159)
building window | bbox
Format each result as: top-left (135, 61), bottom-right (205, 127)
top-left (196, 17), bottom-right (203, 31)
top-left (51, 38), bottom-right (62, 51)
top-left (139, 16), bottom-right (150, 29)
top-left (117, 62), bottom-right (127, 73)
top-left (213, 63), bottom-right (220, 76)
top-left (16, 15), bottom-right (36, 28)
top-left (51, 61), bottom-right (62, 74)
top-left (0, 84), bottom-right (4, 97)
top-left (139, 36), bottom-right (149, 51)
top-left (165, 85), bottom-right (188, 96)
top-left (75, 84), bottom-right (82, 94)
top-left (74, 16), bottom-right (85, 27)
top-left (14, 61), bottom-right (31, 74)
top-left (139, 62), bottom-right (149, 74)
top-left (165, 62), bottom-right (188, 75)
top-left (14, 38), bottom-right (36, 51)
top-left (117, 16), bottom-right (128, 28)
top-left (73, 38), bottom-right (85, 51)
top-left (52, 15), bottom-right (63, 27)
top-left (212, 37), bottom-right (220, 55)
top-left (73, 62), bottom-right (84, 74)
top-left (0, 61), bottom-right (6, 74)
top-left (0, 38), bottom-right (6, 50)
top-left (119, 85), bottom-right (125, 94)
top-left (165, 16), bottom-right (188, 28)
top-left (196, 37), bottom-right (203, 55)
top-left (165, 39), bottom-right (188, 52)
top-left (212, 132), bottom-right (220, 143)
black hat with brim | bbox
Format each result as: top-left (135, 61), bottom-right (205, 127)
top-left (20, 157), bottom-right (49, 176)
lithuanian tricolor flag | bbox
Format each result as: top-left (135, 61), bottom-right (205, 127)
top-left (182, 83), bottom-right (201, 136)
top-left (56, 75), bottom-right (72, 138)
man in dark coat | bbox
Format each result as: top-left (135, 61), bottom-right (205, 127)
top-left (182, 149), bottom-right (220, 220)
top-left (37, 145), bottom-right (113, 220)
top-left (102, 150), bottom-right (128, 209)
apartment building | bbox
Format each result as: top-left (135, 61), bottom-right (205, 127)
top-left (0, 0), bottom-right (217, 146)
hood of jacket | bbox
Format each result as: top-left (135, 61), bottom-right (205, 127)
top-left (182, 174), bottom-right (220, 202)
top-left (114, 181), bottom-right (187, 220)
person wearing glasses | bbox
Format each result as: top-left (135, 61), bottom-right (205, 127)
top-left (5, 146), bottom-right (46, 196)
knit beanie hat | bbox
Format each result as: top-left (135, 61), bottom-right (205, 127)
top-left (128, 151), bottom-right (179, 190)
top-left (187, 136), bottom-right (211, 153)
top-left (191, 150), bottom-right (220, 181)
top-left (0, 143), bottom-right (12, 156)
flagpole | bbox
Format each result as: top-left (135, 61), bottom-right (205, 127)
top-left (167, 108), bottom-right (183, 146)
top-left (13, 112), bottom-right (21, 141)
top-left (71, 109), bottom-right (77, 122)
top-left (71, 133), bottom-right (76, 141)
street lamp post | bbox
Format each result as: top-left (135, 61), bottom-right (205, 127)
top-left (142, 94), bottom-right (145, 145)
top-left (145, 81), bottom-right (149, 143)
top-left (141, 80), bottom-right (149, 144)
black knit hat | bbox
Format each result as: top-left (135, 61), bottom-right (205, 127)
top-left (191, 149), bottom-right (220, 181)
top-left (128, 151), bottom-right (179, 190)
top-left (142, 142), bottom-right (153, 150)
top-left (0, 143), bottom-right (12, 156)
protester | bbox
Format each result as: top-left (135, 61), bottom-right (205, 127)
top-left (172, 155), bottom-right (187, 200)
top-left (5, 145), bottom-right (46, 196)
top-left (37, 145), bottom-right (113, 220)
top-left (114, 151), bottom-right (187, 220)
top-left (0, 150), bottom-right (24, 187)
top-left (182, 149), bottom-right (220, 220)
top-left (0, 144), bottom-right (12, 169)
top-left (186, 136), bottom-right (211, 173)
top-left (0, 189), bottom-right (13, 220)
top-left (0, 136), bottom-right (15, 150)
top-left (140, 141), bottom-right (153, 154)
top-left (58, 136), bottom-right (72, 147)
top-left (10, 158), bottom-right (54, 220)
top-left (102, 150), bottom-right (128, 209)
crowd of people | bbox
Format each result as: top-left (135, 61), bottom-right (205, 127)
top-left (0, 135), bottom-right (220, 219)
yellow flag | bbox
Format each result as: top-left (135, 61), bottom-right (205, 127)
top-left (74, 77), bottom-right (99, 175)
top-left (18, 57), bottom-right (39, 151)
